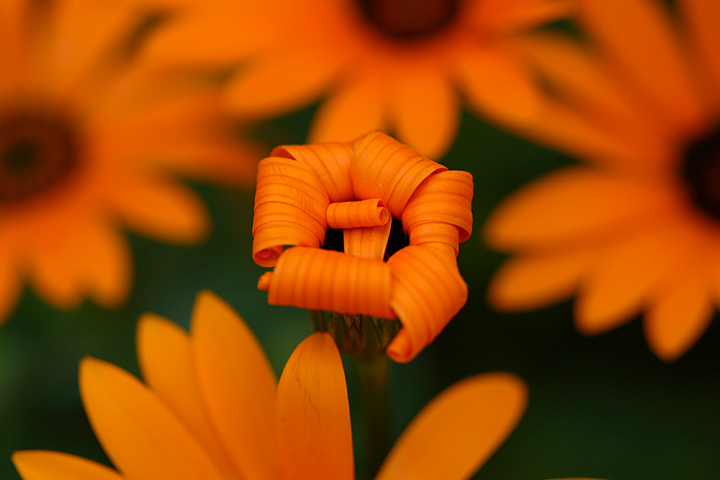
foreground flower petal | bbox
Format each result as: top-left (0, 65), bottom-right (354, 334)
top-left (376, 373), bottom-right (527, 480)
top-left (276, 333), bottom-right (354, 480)
top-left (12, 451), bottom-right (123, 480)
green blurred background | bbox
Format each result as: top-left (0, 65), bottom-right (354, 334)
top-left (1, 105), bottom-right (719, 480)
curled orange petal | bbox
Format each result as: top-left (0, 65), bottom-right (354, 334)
top-left (343, 215), bottom-right (393, 261)
top-left (402, 170), bottom-right (473, 255)
top-left (327, 198), bottom-right (390, 229)
top-left (351, 131), bottom-right (447, 217)
top-left (252, 157), bottom-right (329, 267)
top-left (386, 244), bottom-right (468, 363)
top-left (261, 247), bottom-right (395, 319)
top-left (272, 142), bottom-right (354, 202)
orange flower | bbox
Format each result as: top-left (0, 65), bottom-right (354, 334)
top-left (0, 0), bottom-right (259, 324)
top-left (12, 290), bottom-right (543, 480)
top-left (485, 0), bottom-right (720, 360)
top-left (252, 131), bottom-right (472, 362)
top-left (138, 0), bottom-right (570, 157)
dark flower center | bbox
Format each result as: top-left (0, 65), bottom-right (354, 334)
top-left (0, 111), bottom-right (80, 205)
top-left (357, 0), bottom-right (461, 41)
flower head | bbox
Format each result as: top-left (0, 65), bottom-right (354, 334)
top-left (0, 0), bottom-right (258, 323)
top-left (138, 0), bottom-right (570, 157)
top-left (485, 0), bottom-right (720, 360)
top-left (12, 290), bottom-right (534, 480)
top-left (252, 131), bottom-right (473, 362)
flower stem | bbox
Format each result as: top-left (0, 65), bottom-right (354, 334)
top-left (352, 354), bottom-right (392, 479)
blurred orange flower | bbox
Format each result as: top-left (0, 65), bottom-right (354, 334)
top-left (13, 290), bottom-right (530, 480)
top-left (0, 0), bottom-right (259, 324)
top-left (139, 0), bottom-right (570, 157)
top-left (252, 131), bottom-right (473, 362)
top-left (485, 0), bottom-right (720, 360)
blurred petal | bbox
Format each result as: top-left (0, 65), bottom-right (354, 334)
top-left (388, 69), bottom-right (459, 158)
top-left (13, 451), bottom-right (122, 480)
top-left (190, 291), bottom-right (280, 480)
top-left (275, 333), bottom-right (354, 480)
top-left (376, 373), bottom-right (527, 480)
top-left (0, 245), bottom-right (22, 326)
top-left (679, 0), bottom-right (720, 110)
top-left (80, 358), bottom-right (228, 480)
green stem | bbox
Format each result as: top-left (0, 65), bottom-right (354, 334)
top-left (352, 354), bottom-right (392, 479)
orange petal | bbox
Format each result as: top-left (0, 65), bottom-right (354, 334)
top-left (272, 142), bottom-right (355, 202)
top-left (309, 76), bottom-right (386, 149)
top-left (0, 246), bottom-right (22, 326)
top-left (12, 451), bottom-right (123, 480)
top-left (402, 170), bottom-right (473, 255)
top-left (275, 332), bottom-right (354, 480)
top-left (101, 174), bottom-right (208, 244)
top-left (0, 0), bottom-right (27, 99)
top-left (224, 44), bottom-right (348, 118)
top-left (679, 0), bottom-right (720, 111)
top-left (136, 314), bottom-right (233, 474)
top-left (386, 244), bottom-right (467, 363)
top-left (190, 291), bottom-right (280, 480)
top-left (352, 131), bottom-right (446, 218)
top-left (455, 42), bottom-right (541, 127)
top-left (252, 157), bottom-right (330, 267)
top-left (576, 0), bottom-right (705, 133)
top-left (575, 226), bottom-right (684, 335)
top-left (387, 68), bottom-right (459, 158)
top-left (343, 215), bottom-right (393, 260)
top-left (484, 167), bottom-right (670, 250)
top-left (327, 198), bottom-right (390, 229)
top-left (79, 358), bottom-right (228, 480)
top-left (466, 0), bottom-right (571, 33)
top-left (263, 247), bottom-right (394, 319)
top-left (376, 373), bottom-right (527, 480)
top-left (644, 271), bottom-right (714, 361)
top-left (488, 248), bottom-right (593, 312)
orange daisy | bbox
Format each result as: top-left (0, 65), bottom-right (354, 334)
top-left (0, 0), bottom-right (258, 324)
top-left (137, 0), bottom-right (570, 157)
top-left (485, 0), bottom-right (720, 360)
top-left (12, 290), bottom-right (602, 480)
top-left (252, 131), bottom-right (473, 362)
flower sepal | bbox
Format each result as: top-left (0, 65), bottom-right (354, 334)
top-left (309, 310), bottom-right (401, 359)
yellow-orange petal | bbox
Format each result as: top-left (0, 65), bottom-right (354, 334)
top-left (387, 68), bottom-right (459, 158)
top-left (376, 373), bottom-right (527, 480)
top-left (136, 314), bottom-right (232, 474)
top-left (386, 244), bottom-right (467, 363)
top-left (484, 167), bottom-right (670, 250)
top-left (275, 332), bottom-right (354, 480)
top-left (13, 451), bottom-right (123, 480)
top-left (352, 131), bottom-right (446, 218)
top-left (327, 198), bottom-right (390, 229)
top-left (309, 76), bottom-right (386, 149)
top-left (467, 0), bottom-right (571, 33)
top-left (574, 226), bottom-right (684, 335)
top-left (263, 247), bottom-right (395, 319)
top-left (101, 174), bottom-right (208, 244)
top-left (343, 215), bottom-right (393, 260)
top-left (190, 291), bottom-right (280, 480)
top-left (488, 248), bottom-right (594, 312)
top-left (252, 157), bottom-right (329, 267)
top-left (0, 247), bottom-right (21, 326)
top-left (576, 0), bottom-right (705, 133)
top-left (644, 272), bottom-right (714, 362)
top-left (79, 358), bottom-right (229, 480)
top-left (455, 42), bottom-right (541, 127)
top-left (272, 142), bottom-right (355, 202)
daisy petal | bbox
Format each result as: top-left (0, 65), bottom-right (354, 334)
top-left (12, 451), bottom-right (122, 480)
top-left (576, 0), bottom-right (704, 132)
top-left (467, 0), bottom-right (571, 33)
top-left (309, 76), bottom-right (385, 147)
top-left (679, 0), bottom-right (720, 110)
top-left (136, 314), bottom-right (232, 473)
top-left (275, 332), bottom-right (354, 480)
top-left (101, 174), bottom-right (208, 244)
top-left (488, 248), bottom-right (593, 312)
top-left (388, 69), bottom-right (459, 158)
top-left (484, 167), bottom-right (669, 250)
top-left (644, 273), bottom-right (713, 362)
top-left (0, 247), bottom-right (21, 326)
top-left (79, 357), bottom-right (228, 480)
top-left (456, 42), bottom-right (541, 127)
top-left (190, 291), bottom-right (280, 480)
top-left (376, 373), bottom-right (527, 480)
